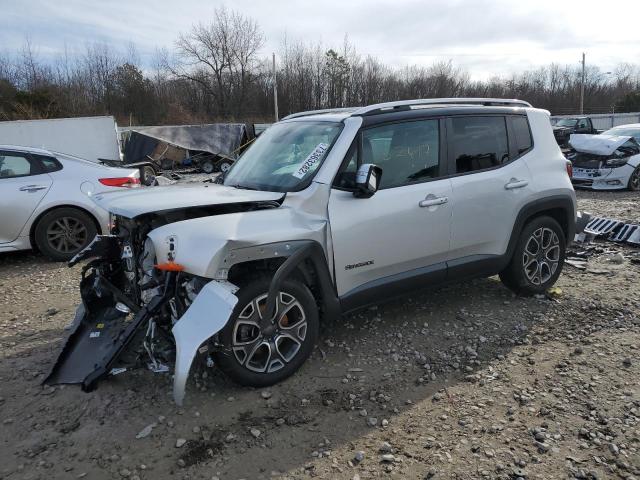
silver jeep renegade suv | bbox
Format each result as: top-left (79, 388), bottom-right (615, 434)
top-left (46, 98), bottom-right (577, 405)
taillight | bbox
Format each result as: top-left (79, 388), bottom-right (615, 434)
top-left (99, 177), bottom-right (141, 188)
top-left (565, 161), bottom-right (573, 178)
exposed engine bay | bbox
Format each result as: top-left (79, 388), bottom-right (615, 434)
top-left (44, 199), bottom-right (282, 405)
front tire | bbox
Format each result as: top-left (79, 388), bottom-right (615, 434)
top-left (215, 277), bottom-right (319, 387)
top-left (627, 166), bottom-right (640, 191)
top-left (34, 207), bottom-right (97, 262)
top-left (499, 216), bottom-right (565, 295)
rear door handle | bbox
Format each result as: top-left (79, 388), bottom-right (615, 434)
top-left (419, 196), bottom-right (448, 208)
top-left (19, 185), bottom-right (48, 192)
top-left (504, 179), bottom-right (528, 190)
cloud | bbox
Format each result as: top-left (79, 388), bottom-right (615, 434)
top-left (1, 0), bottom-right (638, 80)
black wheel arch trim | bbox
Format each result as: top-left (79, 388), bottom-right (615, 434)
top-left (504, 194), bottom-right (575, 265)
top-left (229, 240), bottom-right (341, 324)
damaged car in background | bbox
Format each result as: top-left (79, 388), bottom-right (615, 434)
top-left (45, 98), bottom-right (578, 405)
top-left (567, 134), bottom-right (640, 190)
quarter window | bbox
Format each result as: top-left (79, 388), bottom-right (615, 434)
top-left (36, 156), bottom-right (63, 173)
top-left (0, 154), bottom-right (32, 178)
top-left (511, 116), bottom-right (533, 155)
top-left (450, 116), bottom-right (509, 174)
top-left (362, 119), bottom-right (440, 189)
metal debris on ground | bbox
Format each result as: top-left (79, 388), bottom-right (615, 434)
top-left (575, 216), bottom-right (640, 247)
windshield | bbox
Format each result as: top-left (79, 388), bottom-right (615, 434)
top-left (556, 118), bottom-right (578, 127)
top-left (602, 128), bottom-right (640, 142)
top-left (224, 121), bottom-right (342, 192)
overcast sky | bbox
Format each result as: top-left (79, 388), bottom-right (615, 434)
top-left (1, 0), bottom-right (639, 80)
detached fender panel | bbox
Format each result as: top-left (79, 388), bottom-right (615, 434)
top-left (172, 280), bottom-right (238, 406)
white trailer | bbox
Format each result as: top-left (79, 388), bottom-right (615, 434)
top-left (0, 116), bottom-right (121, 162)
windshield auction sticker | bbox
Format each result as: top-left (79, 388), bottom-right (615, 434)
top-left (292, 143), bottom-right (328, 179)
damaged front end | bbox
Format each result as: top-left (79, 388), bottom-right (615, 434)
top-left (567, 134), bottom-right (640, 190)
top-left (44, 215), bottom-right (239, 405)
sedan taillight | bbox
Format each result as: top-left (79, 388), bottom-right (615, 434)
top-left (99, 177), bottom-right (141, 188)
top-left (566, 161), bottom-right (573, 178)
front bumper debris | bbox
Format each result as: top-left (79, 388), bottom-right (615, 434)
top-left (172, 280), bottom-right (238, 405)
top-left (44, 268), bottom-right (161, 390)
top-left (45, 260), bottom-right (238, 404)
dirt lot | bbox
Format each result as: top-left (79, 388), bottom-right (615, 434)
top-left (1, 190), bottom-right (639, 480)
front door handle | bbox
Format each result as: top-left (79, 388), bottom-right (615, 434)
top-left (504, 179), bottom-right (528, 190)
top-left (419, 196), bottom-right (448, 208)
top-left (19, 185), bottom-right (48, 192)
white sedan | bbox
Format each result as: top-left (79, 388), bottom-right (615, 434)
top-left (0, 145), bottom-right (140, 261)
top-left (568, 134), bottom-right (640, 191)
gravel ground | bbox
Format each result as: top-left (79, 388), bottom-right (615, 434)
top-left (1, 190), bottom-right (639, 480)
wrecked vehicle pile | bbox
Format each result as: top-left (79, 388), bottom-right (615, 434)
top-left (567, 134), bottom-right (640, 191)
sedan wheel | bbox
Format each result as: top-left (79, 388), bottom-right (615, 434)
top-left (34, 208), bottom-right (97, 261)
top-left (46, 216), bottom-right (88, 255)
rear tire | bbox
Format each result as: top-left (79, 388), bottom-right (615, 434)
top-left (34, 207), bottom-right (97, 262)
top-left (142, 165), bottom-right (156, 186)
top-left (217, 160), bottom-right (233, 173)
top-left (201, 159), bottom-right (215, 174)
top-left (215, 277), bottom-right (319, 387)
top-left (499, 216), bottom-right (565, 295)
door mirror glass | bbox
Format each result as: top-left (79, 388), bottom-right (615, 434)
top-left (354, 163), bottom-right (382, 198)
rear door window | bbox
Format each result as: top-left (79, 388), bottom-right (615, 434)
top-left (0, 153), bottom-right (33, 178)
top-left (449, 116), bottom-right (509, 174)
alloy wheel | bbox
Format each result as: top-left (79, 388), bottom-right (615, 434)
top-left (522, 227), bottom-right (560, 285)
top-left (231, 292), bottom-right (308, 373)
top-left (46, 217), bottom-right (88, 254)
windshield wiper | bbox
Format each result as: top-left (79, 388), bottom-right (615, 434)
top-left (229, 183), bottom-right (259, 191)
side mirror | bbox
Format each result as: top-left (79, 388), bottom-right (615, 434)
top-left (354, 163), bottom-right (382, 198)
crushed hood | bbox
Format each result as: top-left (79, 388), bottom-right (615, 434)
top-left (569, 134), bottom-right (633, 156)
top-left (91, 183), bottom-right (284, 218)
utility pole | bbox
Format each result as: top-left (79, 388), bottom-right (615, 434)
top-left (580, 52), bottom-right (585, 115)
top-left (272, 53), bottom-right (279, 122)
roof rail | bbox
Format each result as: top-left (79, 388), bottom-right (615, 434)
top-left (282, 107), bottom-right (358, 120)
top-left (353, 98), bottom-right (532, 116)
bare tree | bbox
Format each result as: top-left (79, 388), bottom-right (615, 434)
top-left (169, 7), bottom-right (263, 118)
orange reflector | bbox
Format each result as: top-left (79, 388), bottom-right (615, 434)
top-left (154, 262), bottom-right (185, 272)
